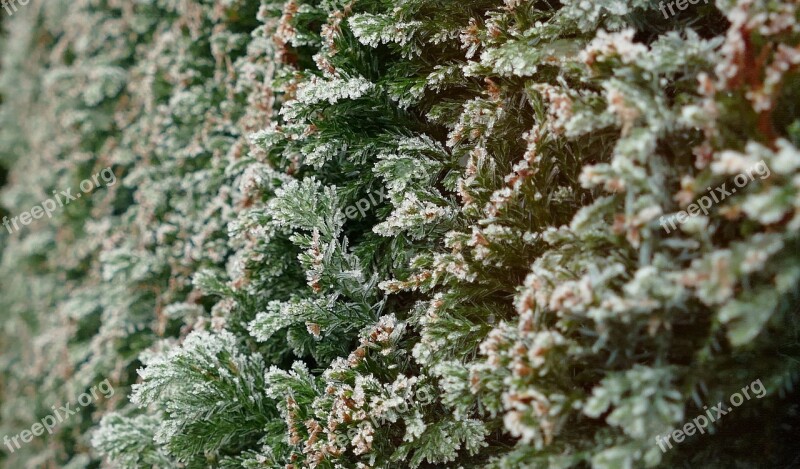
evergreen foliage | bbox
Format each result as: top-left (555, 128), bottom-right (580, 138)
top-left (0, 0), bottom-right (798, 468)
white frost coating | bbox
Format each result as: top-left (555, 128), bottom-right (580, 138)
top-left (349, 13), bottom-right (421, 49)
top-left (281, 76), bottom-right (375, 119)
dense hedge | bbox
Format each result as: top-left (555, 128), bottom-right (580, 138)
top-left (1, 0), bottom-right (799, 468)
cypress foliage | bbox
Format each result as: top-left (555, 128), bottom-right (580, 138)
top-left (0, 0), bottom-right (798, 468)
